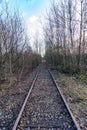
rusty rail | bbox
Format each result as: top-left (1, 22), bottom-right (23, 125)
top-left (48, 70), bottom-right (81, 130)
top-left (12, 73), bottom-right (38, 130)
top-left (12, 68), bottom-right (81, 130)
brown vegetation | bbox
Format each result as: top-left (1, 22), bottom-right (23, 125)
top-left (0, 1), bottom-right (41, 87)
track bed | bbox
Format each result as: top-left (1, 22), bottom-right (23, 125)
top-left (17, 66), bottom-right (77, 130)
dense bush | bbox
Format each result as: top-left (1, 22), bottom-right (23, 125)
top-left (45, 48), bottom-right (87, 74)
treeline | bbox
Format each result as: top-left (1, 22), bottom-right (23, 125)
top-left (0, 2), bottom-right (41, 83)
top-left (44, 0), bottom-right (87, 74)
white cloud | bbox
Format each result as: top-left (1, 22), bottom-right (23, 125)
top-left (28, 15), bottom-right (39, 31)
top-left (26, 15), bottom-right (45, 55)
top-left (26, 16), bottom-right (42, 40)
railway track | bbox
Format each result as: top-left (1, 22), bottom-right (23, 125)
top-left (12, 65), bottom-right (81, 130)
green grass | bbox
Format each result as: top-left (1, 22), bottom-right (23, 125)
top-left (76, 72), bottom-right (87, 83)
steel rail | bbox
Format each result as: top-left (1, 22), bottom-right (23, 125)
top-left (12, 73), bottom-right (38, 130)
top-left (48, 70), bottom-right (81, 130)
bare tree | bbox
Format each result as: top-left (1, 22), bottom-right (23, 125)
top-left (44, 0), bottom-right (87, 73)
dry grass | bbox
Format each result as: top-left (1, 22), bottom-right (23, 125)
top-left (0, 76), bottom-right (17, 96)
top-left (56, 73), bottom-right (87, 130)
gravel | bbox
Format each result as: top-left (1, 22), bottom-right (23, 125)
top-left (0, 68), bottom-right (38, 130)
top-left (18, 66), bottom-right (77, 130)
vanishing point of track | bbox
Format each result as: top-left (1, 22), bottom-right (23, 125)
top-left (12, 65), bottom-right (81, 130)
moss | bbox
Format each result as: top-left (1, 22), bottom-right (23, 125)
top-left (71, 97), bottom-right (84, 103)
top-left (1, 79), bottom-right (17, 93)
top-left (77, 97), bottom-right (84, 102)
top-left (11, 79), bottom-right (17, 85)
top-left (76, 72), bottom-right (87, 83)
top-left (56, 78), bottom-right (66, 84)
top-left (2, 84), bottom-right (9, 90)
